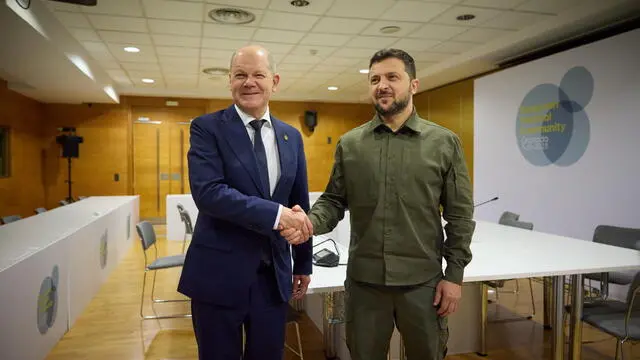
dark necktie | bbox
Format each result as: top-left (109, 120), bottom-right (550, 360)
top-left (249, 119), bottom-right (270, 198)
top-left (249, 119), bottom-right (272, 266)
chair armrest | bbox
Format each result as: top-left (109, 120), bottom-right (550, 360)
top-left (624, 281), bottom-right (640, 341)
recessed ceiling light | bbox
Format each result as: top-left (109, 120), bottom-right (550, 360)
top-left (456, 14), bottom-right (476, 21)
top-left (290, 0), bottom-right (310, 7)
top-left (202, 67), bottom-right (229, 76)
top-left (141, 78), bottom-right (155, 84)
top-left (359, 69), bottom-right (369, 74)
top-left (208, 8), bottom-right (256, 25)
top-left (380, 26), bottom-right (401, 34)
top-left (124, 46), bottom-right (140, 53)
top-left (327, 86), bottom-right (338, 91)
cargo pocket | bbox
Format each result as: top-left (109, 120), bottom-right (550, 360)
top-left (438, 316), bottom-right (449, 359)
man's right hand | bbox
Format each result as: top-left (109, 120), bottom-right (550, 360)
top-left (278, 205), bottom-right (313, 245)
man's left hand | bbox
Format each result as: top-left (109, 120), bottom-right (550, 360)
top-left (292, 275), bottom-right (311, 299)
top-left (433, 280), bottom-right (462, 317)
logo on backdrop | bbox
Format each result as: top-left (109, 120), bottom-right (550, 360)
top-left (516, 66), bottom-right (593, 166)
top-left (100, 229), bottom-right (108, 269)
top-left (37, 265), bottom-right (59, 334)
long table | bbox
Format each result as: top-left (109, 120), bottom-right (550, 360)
top-left (163, 194), bottom-right (640, 359)
top-left (0, 196), bottom-right (139, 360)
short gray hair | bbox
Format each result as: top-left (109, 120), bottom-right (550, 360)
top-left (229, 47), bottom-right (277, 74)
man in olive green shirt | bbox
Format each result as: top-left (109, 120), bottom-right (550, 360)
top-left (282, 49), bottom-right (475, 360)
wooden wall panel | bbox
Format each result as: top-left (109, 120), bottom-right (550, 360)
top-left (41, 104), bottom-right (129, 209)
top-left (413, 79), bottom-right (474, 183)
top-left (0, 80), bottom-right (45, 218)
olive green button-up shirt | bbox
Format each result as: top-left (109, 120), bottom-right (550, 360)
top-left (309, 110), bottom-right (475, 286)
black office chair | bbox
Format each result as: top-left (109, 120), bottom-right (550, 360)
top-left (1, 215), bottom-right (21, 224)
top-left (176, 204), bottom-right (193, 254)
top-left (34, 207), bottom-right (47, 214)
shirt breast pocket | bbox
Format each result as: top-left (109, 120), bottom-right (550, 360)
top-left (343, 151), bottom-right (379, 205)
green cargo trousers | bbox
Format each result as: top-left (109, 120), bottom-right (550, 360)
top-left (344, 277), bottom-right (449, 360)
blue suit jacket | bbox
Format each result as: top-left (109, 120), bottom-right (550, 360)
top-left (177, 105), bottom-right (313, 307)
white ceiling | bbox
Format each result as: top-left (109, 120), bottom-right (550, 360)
top-left (1, 0), bottom-right (639, 104)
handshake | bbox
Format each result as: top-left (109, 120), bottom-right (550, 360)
top-left (277, 205), bottom-right (313, 245)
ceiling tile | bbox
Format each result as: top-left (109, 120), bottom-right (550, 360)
top-left (428, 40), bottom-right (478, 54)
top-left (143, 0), bottom-right (204, 21)
top-left (453, 27), bottom-right (514, 43)
top-left (69, 28), bottom-right (102, 42)
top-left (259, 11), bottom-right (319, 31)
top-left (299, 33), bottom-right (352, 47)
top-left (251, 42), bottom-right (295, 54)
top-left (87, 15), bottom-right (148, 32)
top-left (54, 12), bottom-right (91, 28)
top-left (325, 0), bottom-right (396, 19)
top-left (412, 51), bottom-right (455, 62)
top-left (107, 44), bottom-right (158, 62)
top-left (407, 24), bottom-right (469, 40)
top-left (391, 38), bottom-right (441, 52)
top-left (200, 48), bottom-right (234, 59)
top-left (121, 62), bottom-right (161, 71)
top-left (99, 31), bottom-right (153, 45)
top-left (98, 61), bottom-right (123, 70)
top-left (203, 24), bottom-right (256, 40)
top-left (321, 57), bottom-right (361, 66)
top-left (277, 64), bottom-right (316, 73)
top-left (46, 3), bottom-right (81, 12)
top-left (280, 54), bottom-right (322, 65)
top-left (289, 45), bottom-right (338, 58)
top-left (156, 46), bottom-right (200, 57)
top-left (128, 70), bottom-right (164, 79)
top-left (252, 29), bottom-right (305, 44)
top-left (82, 41), bottom-right (110, 54)
top-left (268, 0), bottom-right (334, 15)
top-left (106, 69), bottom-right (131, 84)
top-left (148, 20), bottom-right (202, 36)
top-left (461, 0), bottom-right (526, 9)
top-left (515, 0), bottom-right (583, 14)
top-left (204, 0), bottom-right (270, 9)
top-left (201, 38), bottom-right (250, 50)
top-left (379, 1), bottom-right (453, 22)
top-left (331, 48), bottom-right (379, 59)
top-left (311, 17), bottom-right (372, 35)
top-left (483, 11), bottom-right (556, 30)
top-left (360, 21), bottom-right (423, 38)
top-left (80, 0), bottom-right (145, 16)
top-left (344, 36), bottom-right (399, 49)
top-left (311, 64), bottom-right (349, 73)
top-left (158, 56), bottom-right (200, 67)
top-left (430, 5), bottom-right (503, 26)
top-left (152, 34), bottom-right (202, 47)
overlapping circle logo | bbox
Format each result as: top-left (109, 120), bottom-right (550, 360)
top-left (126, 213), bottom-right (131, 241)
top-left (37, 265), bottom-right (59, 334)
top-left (100, 229), bottom-right (108, 269)
top-left (516, 66), bottom-right (593, 166)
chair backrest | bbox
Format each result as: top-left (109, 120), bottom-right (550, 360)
top-left (178, 208), bottom-right (194, 234)
top-left (627, 271), bottom-right (640, 310)
top-left (59, 200), bottom-right (69, 206)
top-left (78, 196), bottom-right (87, 200)
top-left (1, 215), bottom-right (21, 224)
top-left (136, 221), bottom-right (156, 251)
top-left (499, 211), bottom-right (520, 224)
top-left (34, 207), bottom-right (47, 214)
top-left (499, 211), bottom-right (533, 230)
top-left (593, 225), bottom-right (640, 251)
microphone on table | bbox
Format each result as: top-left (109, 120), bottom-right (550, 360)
top-left (474, 196), bottom-right (499, 208)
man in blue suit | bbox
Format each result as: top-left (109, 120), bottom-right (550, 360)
top-left (178, 45), bottom-right (314, 360)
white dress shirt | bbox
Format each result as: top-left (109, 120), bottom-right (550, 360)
top-left (234, 105), bottom-right (283, 229)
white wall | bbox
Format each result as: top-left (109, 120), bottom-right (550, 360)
top-left (474, 28), bottom-right (640, 241)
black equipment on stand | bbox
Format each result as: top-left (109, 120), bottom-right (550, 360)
top-left (56, 127), bottom-right (83, 203)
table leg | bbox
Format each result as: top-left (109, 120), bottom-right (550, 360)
top-left (399, 337), bottom-right (406, 360)
top-left (568, 274), bottom-right (583, 360)
top-left (543, 277), bottom-right (552, 329)
top-left (477, 282), bottom-right (488, 356)
top-left (322, 291), bottom-right (345, 359)
top-left (552, 276), bottom-right (565, 360)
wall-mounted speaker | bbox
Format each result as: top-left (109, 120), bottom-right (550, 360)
top-left (304, 110), bottom-right (317, 132)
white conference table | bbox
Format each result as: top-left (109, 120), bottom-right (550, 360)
top-left (308, 219), bottom-right (640, 360)
top-left (0, 196), bottom-right (139, 360)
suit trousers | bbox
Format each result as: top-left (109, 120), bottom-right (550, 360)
top-left (344, 277), bottom-right (449, 360)
top-left (191, 265), bottom-right (288, 360)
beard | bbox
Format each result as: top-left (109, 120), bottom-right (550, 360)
top-left (374, 92), bottom-right (410, 117)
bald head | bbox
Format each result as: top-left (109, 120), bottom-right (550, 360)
top-left (230, 45), bottom-right (277, 74)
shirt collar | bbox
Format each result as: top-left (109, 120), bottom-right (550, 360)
top-left (234, 104), bottom-right (272, 128)
top-left (371, 107), bottom-right (422, 134)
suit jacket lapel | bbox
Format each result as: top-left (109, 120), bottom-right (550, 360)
top-left (272, 118), bottom-right (294, 199)
top-left (221, 105), bottom-right (268, 198)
